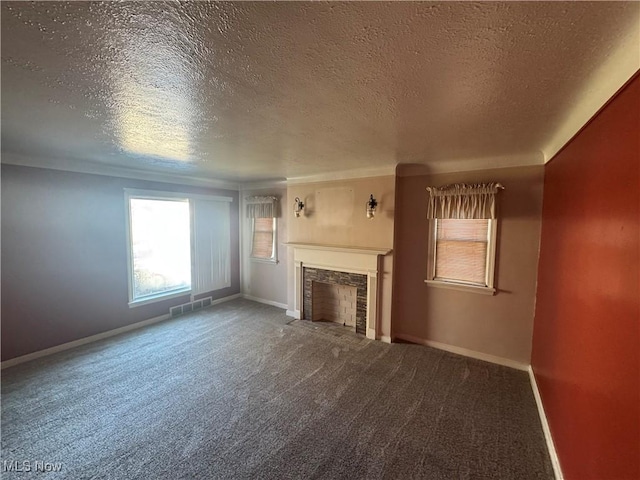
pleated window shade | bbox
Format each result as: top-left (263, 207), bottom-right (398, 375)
top-left (251, 217), bottom-right (275, 259)
top-left (435, 219), bottom-right (489, 285)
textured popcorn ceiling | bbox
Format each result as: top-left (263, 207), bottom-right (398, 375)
top-left (1, 1), bottom-right (638, 183)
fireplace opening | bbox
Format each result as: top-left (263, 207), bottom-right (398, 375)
top-left (303, 267), bottom-right (367, 335)
top-left (312, 282), bottom-right (357, 328)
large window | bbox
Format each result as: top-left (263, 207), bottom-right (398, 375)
top-left (129, 197), bottom-right (191, 301)
top-left (250, 217), bottom-right (277, 262)
top-left (426, 218), bottom-right (497, 294)
top-left (125, 190), bottom-right (232, 307)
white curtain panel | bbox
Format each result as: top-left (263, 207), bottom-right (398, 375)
top-left (246, 196), bottom-right (278, 218)
top-left (192, 198), bottom-right (231, 295)
top-left (426, 183), bottom-right (504, 219)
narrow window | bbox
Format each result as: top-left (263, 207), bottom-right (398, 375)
top-left (251, 217), bottom-right (277, 262)
top-left (435, 219), bottom-right (490, 286)
top-left (425, 182), bottom-right (502, 294)
top-left (426, 218), bottom-right (498, 294)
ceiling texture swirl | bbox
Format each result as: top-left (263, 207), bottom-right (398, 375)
top-left (2, 1), bottom-right (638, 184)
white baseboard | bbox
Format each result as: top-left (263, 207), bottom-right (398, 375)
top-left (211, 293), bottom-right (242, 305)
top-left (394, 333), bottom-right (529, 371)
top-left (1, 313), bottom-right (170, 370)
top-left (380, 335), bottom-right (392, 344)
top-left (529, 367), bottom-right (564, 480)
top-left (242, 294), bottom-right (287, 310)
top-left (1, 292), bottom-right (243, 370)
top-left (286, 309), bottom-right (301, 319)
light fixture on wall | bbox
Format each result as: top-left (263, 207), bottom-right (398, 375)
top-left (293, 197), bottom-right (305, 218)
top-left (366, 194), bottom-right (378, 219)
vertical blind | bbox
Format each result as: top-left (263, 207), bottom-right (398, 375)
top-left (192, 198), bottom-right (231, 295)
top-left (435, 219), bottom-right (489, 285)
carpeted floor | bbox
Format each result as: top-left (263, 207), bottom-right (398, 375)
top-left (1, 299), bottom-right (553, 479)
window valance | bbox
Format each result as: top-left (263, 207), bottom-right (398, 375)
top-left (246, 196), bottom-right (278, 218)
top-left (426, 183), bottom-right (504, 219)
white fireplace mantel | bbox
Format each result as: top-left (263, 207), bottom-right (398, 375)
top-left (286, 243), bottom-right (392, 340)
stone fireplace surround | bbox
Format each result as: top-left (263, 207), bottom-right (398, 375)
top-left (287, 243), bottom-right (392, 340)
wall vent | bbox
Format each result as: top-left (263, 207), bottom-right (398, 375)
top-left (170, 297), bottom-right (214, 317)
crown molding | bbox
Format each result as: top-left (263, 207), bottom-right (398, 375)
top-left (285, 165), bottom-right (396, 185)
top-left (2, 149), bottom-right (547, 188)
top-left (1, 152), bottom-right (240, 190)
top-left (239, 179), bottom-right (288, 191)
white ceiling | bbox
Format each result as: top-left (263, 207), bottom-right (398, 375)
top-left (2, 2), bottom-right (638, 185)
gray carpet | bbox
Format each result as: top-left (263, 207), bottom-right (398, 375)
top-left (1, 299), bottom-right (553, 479)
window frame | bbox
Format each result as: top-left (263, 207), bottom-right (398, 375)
top-left (124, 190), bottom-right (192, 308)
top-left (124, 189), bottom-right (233, 308)
top-left (249, 217), bottom-right (278, 264)
top-left (425, 218), bottom-right (498, 295)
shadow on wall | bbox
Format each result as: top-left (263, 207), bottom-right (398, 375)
top-left (299, 193), bottom-right (315, 218)
top-left (380, 190), bottom-right (395, 219)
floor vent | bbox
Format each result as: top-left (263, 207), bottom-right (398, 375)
top-left (170, 297), bottom-right (214, 317)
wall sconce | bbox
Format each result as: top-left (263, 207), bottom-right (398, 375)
top-left (293, 197), bottom-right (305, 218)
top-left (366, 194), bottom-right (378, 219)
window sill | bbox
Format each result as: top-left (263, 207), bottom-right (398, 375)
top-left (128, 288), bottom-right (191, 308)
top-left (424, 280), bottom-right (496, 296)
top-left (250, 257), bottom-right (279, 265)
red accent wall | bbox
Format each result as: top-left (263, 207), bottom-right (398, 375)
top-left (532, 74), bottom-right (640, 480)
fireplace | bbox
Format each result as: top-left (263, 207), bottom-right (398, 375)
top-left (304, 268), bottom-right (367, 334)
top-left (287, 243), bottom-right (392, 340)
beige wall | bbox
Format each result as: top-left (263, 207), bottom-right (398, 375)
top-left (287, 176), bottom-right (395, 248)
top-left (241, 186), bottom-right (288, 306)
top-left (287, 176), bottom-right (395, 338)
top-left (392, 165), bottom-right (544, 364)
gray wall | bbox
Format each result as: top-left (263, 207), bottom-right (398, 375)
top-left (241, 186), bottom-right (288, 306)
top-left (1, 164), bottom-right (240, 361)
